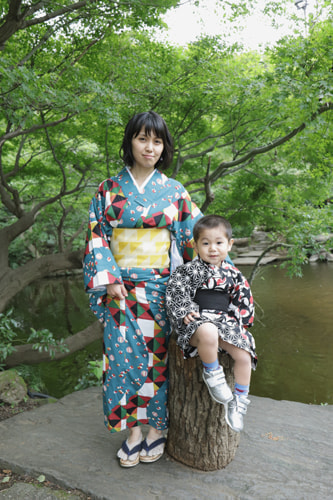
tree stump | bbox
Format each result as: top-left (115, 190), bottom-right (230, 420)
top-left (166, 333), bottom-right (240, 471)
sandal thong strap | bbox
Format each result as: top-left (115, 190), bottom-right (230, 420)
top-left (121, 439), bottom-right (142, 458)
top-left (141, 437), bottom-right (166, 453)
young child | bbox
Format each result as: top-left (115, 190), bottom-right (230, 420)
top-left (166, 214), bottom-right (257, 432)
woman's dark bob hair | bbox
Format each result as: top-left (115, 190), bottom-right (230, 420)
top-left (120, 111), bottom-right (174, 170)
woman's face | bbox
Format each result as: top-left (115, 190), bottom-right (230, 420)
top-left (131, 127), bottom-right (164, 171)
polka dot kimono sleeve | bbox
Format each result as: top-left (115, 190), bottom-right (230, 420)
top-left (83, 182), bottom-right (123, 293)
top-left (229, 270), bottom-right (255, 328)
top-left (172, 188), bottom-right (202, 264)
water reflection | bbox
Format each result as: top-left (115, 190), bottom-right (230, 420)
top-left (10, 275), bottom-right (95, 338)
top-left (8, 263), bottom-right (333, 404)
top-left (8, 275), bottom-right (102, 399)
top-left (247, 262), bottom-right (333, 405)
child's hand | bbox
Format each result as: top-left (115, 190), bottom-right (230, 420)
top-left (183, 311), bottom-right (200, 325)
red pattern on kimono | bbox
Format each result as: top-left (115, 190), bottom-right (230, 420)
top-left (83, 167), bottom-right (202, 432)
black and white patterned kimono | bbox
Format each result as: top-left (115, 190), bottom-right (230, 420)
top-left (166, 257), bottom-right (257, 369)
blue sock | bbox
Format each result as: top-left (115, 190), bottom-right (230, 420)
top-left (202, 359), bottom-right (219, 371)
top-left (234, 383), bottom-right (249, 397)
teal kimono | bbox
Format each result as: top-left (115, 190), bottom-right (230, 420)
top-left (83, 167), bottom-right (202, 432)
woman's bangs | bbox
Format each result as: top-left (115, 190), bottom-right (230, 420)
top-left (134, 114), bottom-right (164, 139)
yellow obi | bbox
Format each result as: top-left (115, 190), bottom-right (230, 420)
top-left (110, 227), bottom-right (170, 268)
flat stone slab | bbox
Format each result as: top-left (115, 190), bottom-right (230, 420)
top-left (0, 387), bottom-right (332, 499)
top-left (233, 255), bottom-right (281, 265)
top-left (236, 249), bottom-right (267, 256)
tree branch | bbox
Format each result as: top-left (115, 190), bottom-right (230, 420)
top-left (57, 201), bottom-right (73, 252)
top-left (1, 170), bottom-right (86, 246)
top-left (66, 220), bottom-right (86, 252)
top-left (209, 102), bottom-right (333, 184)
top-left (0, 127), bottom-right (25, 217)
top-left (0, 0), bottom-right (97, 48)
top-left (0, 249), bottom-right (84, 312)
top-left (0, 114), bottom-right (77, 148)
top-left (200, 157), bottom-right (215, 212)
top-left (22, 1), bottom-right (99, 28)
top-left (248, 243), bottom-right (292, 286)
top-left (4, 320), bottom-right (103, 367)
top-left (41, 112), bottom-right (67, 194)
top-left (0, 0), bottom-right (24, 49)
top-left (17, 25), bottom-right (55, 66)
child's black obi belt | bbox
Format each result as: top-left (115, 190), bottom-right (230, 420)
top-left (193, 289), bottom-right (230, 312)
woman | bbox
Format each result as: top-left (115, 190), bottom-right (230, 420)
top-left (83, 111), bottom-right (202, 467)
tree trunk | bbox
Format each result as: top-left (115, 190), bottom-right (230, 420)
top-left (167, 333), bottom-right (240, 471)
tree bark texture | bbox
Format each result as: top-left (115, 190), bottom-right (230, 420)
top-left (166, 333), bottom-right (240, 471)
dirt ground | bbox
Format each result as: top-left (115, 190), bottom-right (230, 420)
top-left (0, 399), bottom-right (41, 422)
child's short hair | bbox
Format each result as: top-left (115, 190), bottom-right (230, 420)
top-left (193, 215), bottom-right (232, 241)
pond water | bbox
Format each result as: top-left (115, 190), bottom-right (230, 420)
top-left (8, 262), bottom-right (333, 405)
top-left (248, 262), bottom-right (333, 405)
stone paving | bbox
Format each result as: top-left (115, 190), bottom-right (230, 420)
top-left (0, 387), bottom-right (332, 499)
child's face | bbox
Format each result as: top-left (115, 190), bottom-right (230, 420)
top-left (194, 226), bottom-right (233, 267)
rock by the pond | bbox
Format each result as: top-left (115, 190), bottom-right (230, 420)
top-left (232, 230), bottom-right (333, 266)
top-left (309, 251), bottom-right (333, 262)
top-left (0, 369), bottom-right (27, 404)
top-left (232, 231), bottom-right (287, 266)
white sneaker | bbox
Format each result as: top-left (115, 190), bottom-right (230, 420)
top-left (225, 394), bottom-right (250, 432)
top-left (202, 366), bottom-right (233, 405)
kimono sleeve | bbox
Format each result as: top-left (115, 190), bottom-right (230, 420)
top-left (165, 264), bottom-right (199, 332)
top-left (171, 189), bottom-right (202, 264)
top-left (229, 270), bottom-right (255, 328)
top-left (83, 182), bottom-right (123, 293)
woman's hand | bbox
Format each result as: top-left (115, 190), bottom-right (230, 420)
top-left (183, 311), bottom-right (200, 325)
top-left (106, 283), bottom-right (128, 300)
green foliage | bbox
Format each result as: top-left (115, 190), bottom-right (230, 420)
top-left (74, 360), bottom-right (103, 391)
top-left (0, 308), bottom-right (69, 366)
top-left (89, 360), bottom-right (103, 380)
top-left (0, 309), bottom-right (19, 366)
top-left (0, 0), bottom-right (332, 293)
top-left (15, 364), bottom-right (47, 394)
top-left (27, 328), bottom-right (69, 358)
